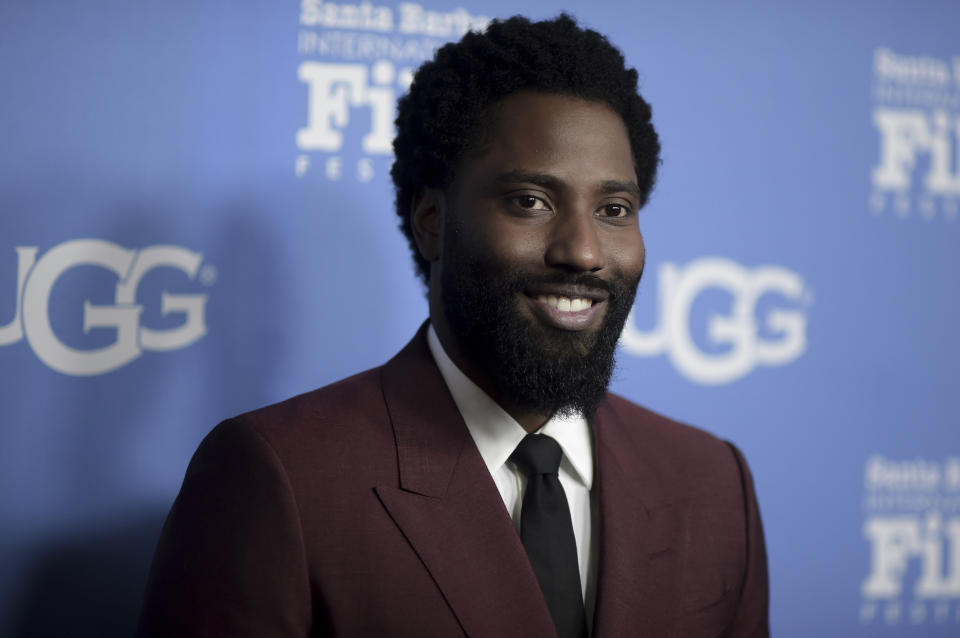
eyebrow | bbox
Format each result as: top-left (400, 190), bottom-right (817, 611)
top-left (490, 170), bottom-right (641, 199)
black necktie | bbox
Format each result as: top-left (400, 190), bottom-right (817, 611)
top-left (510, 434), bottom-right (588, 638)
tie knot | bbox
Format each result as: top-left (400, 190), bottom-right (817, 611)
top-left (510, 434), bottom-right (563, 477)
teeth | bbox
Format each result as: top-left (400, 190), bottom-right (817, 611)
top-left (536, 295), bottom-right (593, 312)
top-left (571, 298), bottom-right (591, 311)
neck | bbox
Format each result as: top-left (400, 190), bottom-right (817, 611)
top-left (430, 311), bottom-right (551, 434)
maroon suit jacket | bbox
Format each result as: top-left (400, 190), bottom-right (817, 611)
top-left (139, 326), bottom-right (769, 637)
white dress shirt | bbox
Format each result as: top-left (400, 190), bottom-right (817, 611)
top-left (426, 325), bottom-right (597, 624)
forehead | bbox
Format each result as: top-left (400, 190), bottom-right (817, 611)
top-left (458, 91), bottom-right (637, 191)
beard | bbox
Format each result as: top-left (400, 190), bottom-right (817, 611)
top-left (440, 238), bottom-right (641, 420)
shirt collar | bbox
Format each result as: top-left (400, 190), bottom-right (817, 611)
top-left (426, 324), bottom-right (594, 489)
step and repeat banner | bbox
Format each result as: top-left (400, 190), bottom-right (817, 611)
top-left (1, 1), bottom-right (958, 636)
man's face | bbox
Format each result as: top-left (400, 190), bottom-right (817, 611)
top-left (436, 91), bottom-right (646, 418)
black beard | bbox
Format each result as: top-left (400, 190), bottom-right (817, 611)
top-left (440, 249), bottom-right (640, 420)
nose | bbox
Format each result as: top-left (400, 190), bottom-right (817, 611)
top-left (544, 210), bottom-right (604, 273)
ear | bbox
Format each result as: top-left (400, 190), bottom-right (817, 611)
top-left (411, 187), bottom-right (445, 263)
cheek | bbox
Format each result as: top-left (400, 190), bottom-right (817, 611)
top-left (611, 231), bottom-right (646, 277)
top-left (472, 219), bottom-right (545, 268)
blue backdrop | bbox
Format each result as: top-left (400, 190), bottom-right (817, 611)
top-left (2, 1), bottom-right (958, 636)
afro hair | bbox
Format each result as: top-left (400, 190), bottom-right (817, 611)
top-left (391, 13), bottom-right (661, 284)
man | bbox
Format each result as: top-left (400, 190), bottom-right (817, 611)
top-left (140, 14), bottom-right (769, 638)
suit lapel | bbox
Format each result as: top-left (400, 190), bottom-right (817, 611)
top-left (376, 326), bottom-right (556, 638)
top-left (591, 399), bottom-right (682, 638)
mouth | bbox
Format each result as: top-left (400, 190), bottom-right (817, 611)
top-left (533, 294), bottom-right (596, 312)
top-left (524, 287), bottom-right (607, 331)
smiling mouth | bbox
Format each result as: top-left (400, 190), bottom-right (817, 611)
top-left (533, 294), bottom-right (595, 312)
top-left (525, 291), bottom-right (606, 331)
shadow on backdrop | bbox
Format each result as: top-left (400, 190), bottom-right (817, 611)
top-left (6, 201), bottom-right (293, 637)
top-left (9, 509), bottom-right (167, 638)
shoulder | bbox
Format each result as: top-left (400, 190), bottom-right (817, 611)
top-left (239, 367), bottom-right (387, 436)
top-left (595, 392), bottom-right (755, 501)
top-left (598, 391), bottom-right (736, 459)
top-left (198, 365), bottom-right (401, 483)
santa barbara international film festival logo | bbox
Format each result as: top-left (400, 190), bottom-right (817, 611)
top-left (294, 0), bottom-right (489, 182)
top-left (870, 47), bottom-right (960, 221)
top-left (1, 239), bottom-right (213, 376)
top-left (861, 455), bottom-right (960, 626)
top-left (619, 257), bottom-right (810, 385)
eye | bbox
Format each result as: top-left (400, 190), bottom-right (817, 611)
top-left (509, 195), bottom-right (552, 212)
top-left (599, 203), bottom-right (632, 218)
